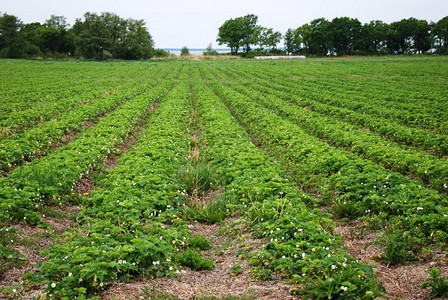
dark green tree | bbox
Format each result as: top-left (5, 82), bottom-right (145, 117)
top-left (389, 18), bottom-right (432, 54)
top-left (73, 12), bottom-right (153, 60)
top-left (306, 18), bottom-right (333, 55)
top-left (359, 20), bottom-right (391, 54)
top-left (329, 17), bottom-right (362, 56)
top-left (180, 46), bottom-right (189, 56)
top-left (433, 16), bottom-right (448, 53)
top-left (39, 15), bottom-right (74, 55)
top-left (73, 12), bottom-right (112, 59)
top-left (21, 22), bottom-right (42, 56)
top-left (217, 14), bottom-right (259, 55)
top-left (284, 28), bottom-right (302, 54)
top-left (112, 19), bottom-right (154, 59)
top-left (258, 27), bottom-right (281, 50)
top-left (0, 13), bottom-right (26, 58)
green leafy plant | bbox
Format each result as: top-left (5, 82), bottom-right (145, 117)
top-left (186, 196), bottom-right (227, 224)
top-left (176, 248), bottom-right (215, 271)
top-left (421, 268), bottom-right (448, 299)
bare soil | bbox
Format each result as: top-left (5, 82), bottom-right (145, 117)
top-left (0, 205), bottom-right (79, 299)
top-left (100, 219), bottom-right (295, 300)
top-left (336, 221), bottom-right (448, 300)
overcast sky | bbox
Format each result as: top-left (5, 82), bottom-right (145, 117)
top-left (2, 0), bottom-right (447, 48)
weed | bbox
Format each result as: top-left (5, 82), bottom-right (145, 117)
top-left (229, 264), bottom-right (243, 276)
top-left (189, 234), bottom-right (213, 250)
top-left (176, 248), bottom-right (215, 271)
top-left (187, 196), bottom-right (227, 224)
top-left (178, 163), bottom-right (212, 196)
top-left (367, 230), bottom-right (418, 265)
top-left (421, 268), bottom-right (448, 299)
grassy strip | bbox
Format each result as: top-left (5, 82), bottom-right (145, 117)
top-left (193, 68), bottom-right (382, 299)
top-left (0, 66), bottom-right (181, 226)
top-left (0, 65), bottom-right (170, 173)
top-left (14, 71), bottom-right (213, 299)
top-left (200, 66), bottom-right (448, 258)
top-left (208, 66), bottom-right (448, 193)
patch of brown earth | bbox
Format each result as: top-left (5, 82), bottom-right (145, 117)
top-left (336, 222), bottom-right (448, 300)
top-left (100, 219), bottom-right (295, 300)
top-left (0, 205), bottom-right (79, 295)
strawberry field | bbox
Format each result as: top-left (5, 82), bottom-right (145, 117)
top-left (1, 56), bottom-right (448, 299)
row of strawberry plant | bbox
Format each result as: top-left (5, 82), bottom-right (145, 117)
top-left (25, 73), bottom-right (214, 299)
top-left (201, 66), bottom-right (448, 253)
top-left (207, 66), bottom-right (448, 194)
top-left (0, 63), bottom-right (155, 138)
top-left (193, 69), bottom-right (382, 299)
top-left (230, 61), bottom-right (448, 133)
top-left (249, 58), bottom-right (448, 122)
top-left (0, 65), bottom-right (170, 173)
top-left (0, 66), bottom-right (181, 227)
top-left (0, 60), bottom-right (142, 115)
top-left (214, 63), bottom-right (448, 157)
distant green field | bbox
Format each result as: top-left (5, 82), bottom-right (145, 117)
top-left (1, 57), bottom-right (447, 299)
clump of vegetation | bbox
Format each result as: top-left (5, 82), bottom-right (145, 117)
top-left (178, 163), bottom-right (212, 196)
top-left (203, 43), bottom-right (219, 56)
top-left (186, 196), bottom-right (227, 224)
top-left (181, 46), bottom-right (190, 56)
top-left (421, 268), bottom-right (448, 299)
top-left (176, 248), bottom-right (215, 271)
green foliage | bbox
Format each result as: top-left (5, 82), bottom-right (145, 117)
top-left (2, 57), bottom-right (448, 299)
top-left (176, 248), bottom-right (215, 271)
top-left (284, 28), bottom-right (302, 54)
top-left (433, 16), bottom-right (448, 54)
top-left (178, 163), bottom-right (212, 195)
top-left (154, 48), bottom-right (172, 57)
top-left (73, 12), bottom-right (154, 60)
top-left (189, 234), bottom-right (213, 250)
top-left (203, 43), bottom-right (218, 56)
top-left (217, 14), bottom-right (259, 55)
top-left (367, 231), bottom-right (418, 265)
top-left (186, 197), bottom-right (227, 224)
top-left (180, 46), bottom-right (190, 56)
top-left (0, 227), bottom-right (27, 279)
top-left (421, 268), bottom-right (448, 299)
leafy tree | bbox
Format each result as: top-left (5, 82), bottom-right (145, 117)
top-left (284, 28), bottom-right (302, 54)
top-left (73, 12), bottom-right (153, 60)
top-left (295, 24), bottom-right (312, 54)
top-left (0, 13), bottom-right (26, 58)
top-left (217, 14), bottom-right (259, 55)
top-left (306, 18), bottom-right (333, 55)
top-left (330, 17), bottom-right (362, 56)
top-left (113, 19), bottom-right (154, 59)
top-left (20, 22), bottom-right (42, 56)
top-left (433, 16), bottom-right (448, 53)
top-left (39, 15), bottom-right (74, 55)
top-left (257, 27), bottom-right (281, 50)
top-left (181, 46), bottom-right (189, 56)
top-left (73, 13), bottom-right (111, 59)
top-left (240, 14), bottom-right (259, 53)
top-left (389, 18), bottom-right (432, 54)
top-left (359, 20), bottom-right (391, 54)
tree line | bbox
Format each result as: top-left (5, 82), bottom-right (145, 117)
top-left (0, 12), bottom-right (155, 59)
top-left (217, 15), bottom-right (448, 56)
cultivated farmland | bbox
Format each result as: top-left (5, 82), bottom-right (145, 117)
top-left (0, 57), bottom-right (447, 299)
